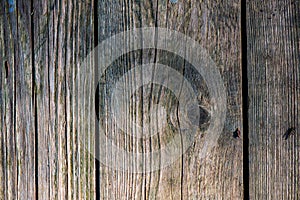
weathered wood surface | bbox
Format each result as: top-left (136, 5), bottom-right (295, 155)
top-left (0, 0), bottom-right (35, 199)
top-left (1, 0), bottom-right (95, 199)
top-left (33, 0), bottom-right (95, 199)
top-left (0, 0), bottom-right (299, 199)
top-left (96, 0), bottom-right (242, 199)
top-left (247, 0), bottom-right (300, 199)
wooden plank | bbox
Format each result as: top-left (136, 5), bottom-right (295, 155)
top-left (247, 0), bottom-right (300, 199)
top-left (96, 0), bottom-right (243, 199)
top-left (0, 4), bottom-right (5, 199)
top-left (33, 0), bottom-right (94, 199)
top-left (0, 3), bottom-right (6, 199)
top-left (0, 0), bottom-right (35, 199)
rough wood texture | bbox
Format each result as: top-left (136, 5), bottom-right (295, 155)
top-left (0, 0), bottom-right (35, 199)
top-left (96, 0), bottom-right (243, 199)
top-left (247, 0), bottom-right (300, 199)
top-left (1, 0), bottom-right (299, 199)
top-left (0, 0), bottom-right (94, 199)
top-left (33, 0), bottom-right (95, 199)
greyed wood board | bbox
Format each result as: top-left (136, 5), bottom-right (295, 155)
top-left (0, 0), bottom-right (298, 199)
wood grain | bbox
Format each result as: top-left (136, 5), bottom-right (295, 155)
top-left (0, 0), bottom-right (35, 199)
top-left (96, 0), bottom-right (243, 199)
top-left (33, 0), bottom-right (95, 199)
top-left (1, 0), bottom-right (298, 199)
top-left (163, 1), bottom-right (243, 199)
top-left (247, 0), bottom-right (300, 199)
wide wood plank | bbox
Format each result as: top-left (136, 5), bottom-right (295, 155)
top-left (247, 0), bottom-right (300, 199)
top-left (96, 0), bottom-right (243, 199)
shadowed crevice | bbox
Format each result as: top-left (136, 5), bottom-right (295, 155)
top-left (241, 0), bottom-right (249, 199)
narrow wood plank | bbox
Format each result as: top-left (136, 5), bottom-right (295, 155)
top-left (248, 0), bottom-right (300, 199)
top-left (0, 0), bottom-right (35, 199)
top-left (33, 0), bottom-right (51, 198)
top-left (97, 2), bottom-right (133, 199)
top-left (0, 3), bottom-right (6, 199)
top-left (96, 0), bottom-right (243, 199)
top-left (33, 0), bottom-right (94, 199)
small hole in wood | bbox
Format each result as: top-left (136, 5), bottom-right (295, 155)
top-left (233, 128), bottom-right (241, 139)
